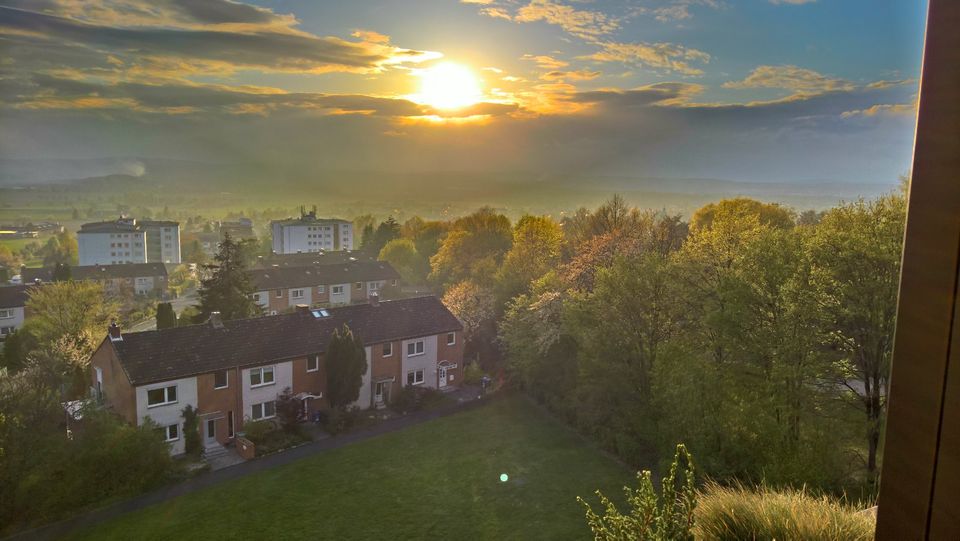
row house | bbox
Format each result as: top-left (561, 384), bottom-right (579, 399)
top-left (0, 284), bottom-right (34, 342)
top-left (22, 263), bottom-right (168, 296)
top-left (249, 260), bottom-right (400, 314)
top-left (89, 295), bottom-right (463, 455)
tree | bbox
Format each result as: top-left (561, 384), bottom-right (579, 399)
top-left (690, 198), bottom-right (795, 232)
top-left (379, 238), bottom-right (426, 284)
top-left (52, 262), bottom-right (71, 282)
top-left (324, 324), bottom-right (368, 410)
top-left (24, 281), bottom-right (119, 360)
top-left (276, 387), bottom-right (303, 433)
top-left (366, 216), bottom-right (401, 256)
top-left (195, 233), bottom-right (259, 322)
top-left (0, 329), bottom-right (34, 373)
top-left (442, 280), bottom-right (498, 367)
top-left (806, 193), bottom-right (905, 483)
top-left (430, 207), bottom-right (512, 287)
top-left (181, 405), bottom-right (201, 457)
top-left (496, 215), bottom-right (563, 302)
top-left (155, 302), bottom-right (177, 330)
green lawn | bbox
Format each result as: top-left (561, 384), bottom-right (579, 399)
top-left (67, 396), bottom-right (632, 540)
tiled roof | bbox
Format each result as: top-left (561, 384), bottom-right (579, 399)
top-left (0, 284), bottom-right (35, 309)
top-left (248, 261), bottom-right (399, 290)
top-left (22, 263), bottom-right (167, 283)
top-left (255, 251), bottom-right (374, 267)
top-left (109, 295), bottom-right (461, 385)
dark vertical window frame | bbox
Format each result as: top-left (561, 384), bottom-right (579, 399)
top-left (876, 0), bottom-right (960, 538)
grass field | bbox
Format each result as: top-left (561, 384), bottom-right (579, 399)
top-left (67, 396), bottom-right (632, 540)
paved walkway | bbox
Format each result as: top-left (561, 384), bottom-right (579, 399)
top-left (8, 386), bottom-right (491, 541)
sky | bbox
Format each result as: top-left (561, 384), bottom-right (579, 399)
top-left (0, 0), bottom-right (927, 186)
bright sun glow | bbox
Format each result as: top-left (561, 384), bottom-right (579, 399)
top-left (414, 62), bottom-right (483, 110)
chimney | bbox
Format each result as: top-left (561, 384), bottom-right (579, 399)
top-left (208, 311), bottom-right (224, 329)
top-left (370, 292), bottom-right (380, 307)
top-left (108, 321), bottom-right (122, 342)
top-left (295, 304), bottom-right (310, 314)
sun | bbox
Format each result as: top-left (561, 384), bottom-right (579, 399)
top-left (414, 62), bottom-right (483, 110)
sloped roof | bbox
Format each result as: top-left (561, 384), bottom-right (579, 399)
top-left (109, 295), bottom-right (461, 385)
top-left (0, 284), bottom-right (34, 309)
top-left (22, 263), bottom-right (167, 283)
top-left (248, 261), bottom-right (399, 290)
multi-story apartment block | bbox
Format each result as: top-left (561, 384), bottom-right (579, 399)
top-left (77, 217), bottom-right (181, 265)
top-left (0, 284), bottom-right (34, 342)
top-left (140, 220), bottom-right (181, 264)
top-left (248, 261), bottom-right (400, 313)
top-left (22, 263), bottom-right (168, 296)
top-left (270, 211), bottom-right (353, 254)
top-left (78, 218), bottom-right (147, 265)
top-left (89, 295), bottom-right (464, 455)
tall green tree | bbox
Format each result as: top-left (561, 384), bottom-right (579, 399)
top-left (496, 215), bottom-right (563, 303)
top-left (195, 233), bottom-right (259, 322)
top-left (52, 262), bottom-right (71, 282)
top-left (430, 207), bottom-right (512, 287)
top-left (155, 302), bottom-right (177, 330)
top-left (325, 324), bottom-right (368, 410)
top-left (379, 238), bottom-right (427, 285)
top-left (24, 281), bottom-right (118, 359)
top-left (806, 193), bottom-right (905, 482)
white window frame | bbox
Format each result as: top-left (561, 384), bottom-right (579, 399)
top-left (407, 369), bottom-right (424, 386)
top-left (251, 400), bottom-right (276, 421)
top-left (355, 282), bottom-right (363, 290)
top-left (160, 423), bottom-right (179, 442)
top-left (317, 285), bottom-right (326, 294)
top-left (146, 385), bottom-right (178, 408)
top-left (369, 281), bottom-right (380, 291)
top-left (249, 366), bottom-right (275, 388)
top-left (383, 342), bottom-right (392, 357)
top-left (407, 340), bottom-right (425, 357)
top-left (332, 285), bottom-right (344, 295)
top-left (447, 332), bottom-right (456, 346)
top-left (214, 370), bottom-right (228, 390)
top-left (0, 309), bottom-right (12, 319)
top-left (307, 354), bottom-right (319, 372)
top-left (291, 288), bottom-right (304, 299)
top-left (1, 325), bottom-right (15, 336)
top-left (275, 289), bottom-right (283, 298)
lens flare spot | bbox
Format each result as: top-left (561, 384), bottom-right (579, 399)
top-left (500, 473), bottom-right (509, 482)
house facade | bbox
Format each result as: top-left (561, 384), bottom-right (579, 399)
top-left (140, 220), bottom-right (182, 264)
top-left (88, 295), bottom-right (463, 455)
top-left (0, 285), bottom-right (33, 342)
top-left (248, 260), bottom-right (400, 313)
top-left (22, 263), bottom-right (168, 296)
top-left (270, 211), bottom-right (353, 254)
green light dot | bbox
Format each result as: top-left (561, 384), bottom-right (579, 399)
top-left (500, 473), bottom-right (509, 482)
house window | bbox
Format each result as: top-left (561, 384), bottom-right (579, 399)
top-left (369, 281), bottom-right (380, 291)
top-left (291, 288), bottom-right (304, 299)
top-left (249, 366), bottom-right (275, 387)
top-left (407, 340), bottom-right (425, 356)
top-left (383, 342), bottom-right (393, 357)
top-left (251, 400), bottom-right (276, 420)
top-left (146, 385), bottom-right (177, 407)
top-left (1, 326), bottom-right (15, 336)
top-left (214, 370), bottom-right (228, 389)
top-left (307, 354), bottom-right (319, 372)
top-left (0, 309), bottom-right (13, 319)
top-left (275, 289), bottom-right (283, 298)
top-left (407, 369), bottom-right (424, 386)
top-left (355, 282), bottom-right (362, 290)
top-left (447, 332), bottom-right (456, 346)
top-left (157, 423), bottom-right (179, 442)
top-left (332, 285), bottom-right (344, 295)
top-left (391, 279), bottom-right (398, 286)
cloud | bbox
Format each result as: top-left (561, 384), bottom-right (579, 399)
top-left (521, 54), bottom-right (569, 69)
top-left (865, 78), bottom-right (915, 90)
top-left (841, 103), bottom-right (916, 119)
top-left (723, 65), bottom-right (854, 96)
top-left (0, 5), bottom-right (439, 75)
top-left (541, 70), bottom-right (601, 81)
top-left (478, 7), bottom-right (513, 20)
top-left (582, 41), bottom-right (711, 76)
top-left (570, 82), bottom-right (706, 107)
top-left (514, 0), bottom-right (619, 41)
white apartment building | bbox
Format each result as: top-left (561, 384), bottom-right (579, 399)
top-left (78, 218), bottom-right (147, 265)
top-left (270, 211), bottom-right (353, 254)
top-left (78, 218), bottom-right (181, 265)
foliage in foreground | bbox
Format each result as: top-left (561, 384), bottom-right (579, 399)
top-left (693, 482), bottom-right (875, 541)
top-left (580, 444), bottom-right (697, 541)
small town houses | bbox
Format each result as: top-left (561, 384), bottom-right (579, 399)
top-left (89, 295), bottom-right (463, 455)
top-left (248, 260), bottom-right (400, 313)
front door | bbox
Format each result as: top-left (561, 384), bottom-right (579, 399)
top-left (438, 366), bottom-right (448, 388)
top-left (375, 382), bottom-right (385, 404)
top-left (205, 419), bottom-right (217, 446)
